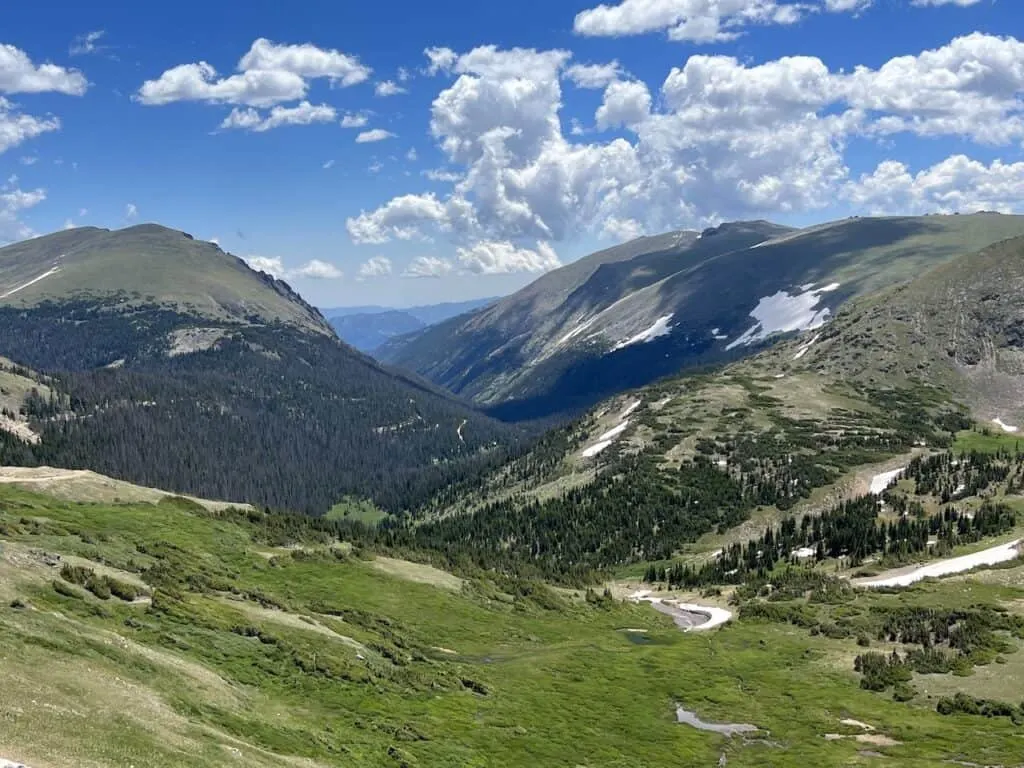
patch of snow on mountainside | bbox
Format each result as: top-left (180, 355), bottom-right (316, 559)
top-left (581, 418), bottom-right (632, 458)
top-left (611, 313), bottom-right (674, 352)
top-left (857, 539), bottom-right (1021, 588)
top-left (711, 327), bottom-right (728, 340)
top-left (793, 334), bottom-right (821, 361)
top-left (0, 265), bottom-right (61, 299)
top-left (726, 283), bottom-right (839, 351)
top-left (557, 315), bottom-right (600, 346)
top-left (993, 418), bottom-right (1019, 433)
top-left (619, 399), bottom-right (641, 419)
top-left (869, 468), bottom-right (906, 495)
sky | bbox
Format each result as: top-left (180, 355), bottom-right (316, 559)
top-left (1, 0), bottom-right (1022, 308)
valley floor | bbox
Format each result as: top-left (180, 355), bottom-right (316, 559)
top-left (2, 478), bottom-right (1024, 767)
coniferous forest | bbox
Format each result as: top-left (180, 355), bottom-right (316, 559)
top-left (0, 302), bottom-right (522, 513)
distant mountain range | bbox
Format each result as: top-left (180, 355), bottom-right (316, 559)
top-left (323, 297), bottom-right (499, 352)
top-left (0, 224), bottom-right (518, 513)
top-left (378, 213), bottom-right (1024, 421)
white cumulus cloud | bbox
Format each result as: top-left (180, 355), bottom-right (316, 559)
top-left (0, 181), bottom-right (45, 244)
top-left (219, 101), bottom-right (336, 132)
top-left (375, 80), bottom-right (408, 97)
top-left (356, 128), bottom-right (396, 143)
top-left (456, 240), bottom-right (561, 274)
top-left (245, 255), bottom-right (343, 280)
top-left (573, 0), bottom-right (810, 43)
top-left (136, 38), bottom-right (369, 108)
top-left (565, 61), bottom-right (626, 89)
top-left (402, 255), bottom-right (453, 278)
top-left (293, 259), bottom-right (343, 279)
top-left (340, 112), bottom-right (369, 128)
top-left (345, 34), bottom-right (1024, 263)
top-left (0, 43), bottom-right (88, 94)
top-left (0, 97), bottom-right (60, 154)
top-left (844, 156), bottom-right (1024, 215)
top-left (357, 255), bottom-right (393, 278)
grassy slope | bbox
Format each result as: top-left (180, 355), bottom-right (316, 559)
top-left (2, 486), bottom-right (1023, 767)
top-left (0, 224), bottom-right (331, 335)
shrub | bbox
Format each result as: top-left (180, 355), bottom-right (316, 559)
top-left (52, 579), bottom-right (82, 599)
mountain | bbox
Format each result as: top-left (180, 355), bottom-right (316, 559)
top-left (379, 214), bottom-right (1024, 421)
top-left (325, 297), bottom-right (500, 352)
top-left (0, 224), bottom-right (518, 513)
top-left (0, 224), bottom-right (332, 335)
top-left (401, 232), bottom-right (1024, 581)
top-left (328, 310), bottom-right (426, 352)
top-left (324, 296), bottom-right (500, 326)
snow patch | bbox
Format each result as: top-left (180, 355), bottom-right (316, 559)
top-left (0, 265), bottom-right (61, 299)
top-left (726, 283), bottom-right (840, 351)
top-left (557, 315), bottom-right (599, 346)
top-left (792, 546), bottom-right (817, 559)
top-left (619, 399), bottom-right (642, 419)
top-left (711, 327), bottom-right (728, 340)
top-left (594, 421), bottom-right (630, 444)
top-left (869, 468), bottom-right (906, 495)
top-left (857, 539), bottom-right (1022, 588)
top-left (992, 417), bottom-right (1019, 433)
top-left (611, 313), bottom-right (674, 351)
top-left (793, 333), bottom-right (821, 361)
top-left (581, 439), bottom-right (614, 457)
top-left (582, 419), bottom-right (631, 458)
top-left (628, 591), bottom-right (733, 632)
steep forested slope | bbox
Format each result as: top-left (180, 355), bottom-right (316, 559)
top-left (0, 226), bottom-right (518, 513)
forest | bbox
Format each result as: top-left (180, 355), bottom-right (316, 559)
top-left (0, 301), bottom-right (522, 513)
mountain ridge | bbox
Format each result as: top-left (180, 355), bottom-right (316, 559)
top-left (0, 223), bottom-right (334, 336)
top-left (380, 213), bottom-right (1024, 421)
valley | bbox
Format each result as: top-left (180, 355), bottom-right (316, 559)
top-left (3, 220), bottom-right (1024, 767)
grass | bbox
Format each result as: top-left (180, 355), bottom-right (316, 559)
top-left (324, 496), bottom-right (390, 526)
top-left (954, 427), bottom-right (1024, 454)
top-left (3, 485), bottom-right (1024, 767)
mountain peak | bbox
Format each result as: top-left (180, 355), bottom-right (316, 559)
top-left (0, 222), bottom-right (332, 336)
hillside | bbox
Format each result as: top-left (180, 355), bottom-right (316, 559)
top-left (2, 479), bottom-right (1023, 767)
top-left (0, 225), bottom-right (518, 513)
top-left (0, 224), bottom-right (332, 336)
top-left (380, 214), bottom-right (1024, 421)
top-left (402, 233), bottom-right (1024, 581)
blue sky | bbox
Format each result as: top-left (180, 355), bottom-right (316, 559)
top-left (2, 0), bottom-right (1022, 307)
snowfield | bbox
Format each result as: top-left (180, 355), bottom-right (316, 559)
top-left (628, 590), bottom-right (733, 632)
top-left (869, 467), bottom-right (906, 495)
top-left (726, 283), bottom-right (840, 351)
top-left (992, 417), bottom-right (1019, 433)
top-left (857, 539), bottom-right (1022, 588)
top-left (611, 313), bottom-right (675, 351)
